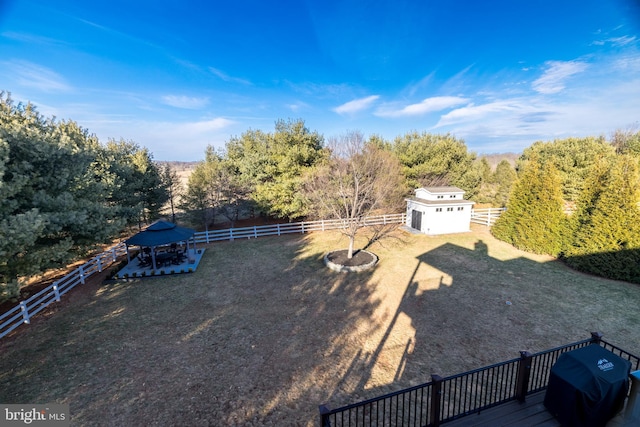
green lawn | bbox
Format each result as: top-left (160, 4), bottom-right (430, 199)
top-left (1, 225), bottom-right (639, 426)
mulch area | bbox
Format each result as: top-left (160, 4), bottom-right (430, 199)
top-left (326, 249), bottom-right (376, 267)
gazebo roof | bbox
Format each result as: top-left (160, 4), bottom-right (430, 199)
top-left (125, 220), bottom-right (195, 247)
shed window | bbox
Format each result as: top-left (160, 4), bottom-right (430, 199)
top-left (447, 207), bottom-right (453, 212)
top-left (457, 207), bottom-right (464, 211)
top-left (436, 208), bottom-right (442, 212)
top-left (437, 195), bottom-right (444, 199)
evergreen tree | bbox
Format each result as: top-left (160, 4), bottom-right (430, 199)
top-left (519, 137), bottom-right (615, 201)
top-left (492, 160), bottom-right (517, 207)
top-left (492, 157), bottom-right (567, 255)
top-left (225, 119), bottom-right (326, 220)
top-left (564, 155), bottom-right (640, 282)
top-left (392, 132), bottom-right (481, 198)
top-left (0, 94), bottom-right (122, 301)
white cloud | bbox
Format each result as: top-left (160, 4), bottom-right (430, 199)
top-left (1, 60), bottom-right (71, 92)
top-left (209, 67), bottom-right (252, 85)
top-left (333, 95), bottom-right (380, 114)
top-left (375, 96), bottom-right (468, 118)
top-left (161, 95), bottom-right (210, 109)
top-left (532, 60), bottom-right (588, 94)
top-left (592, 35), bottom-right (637, 47)
top-left (435, 100), bottom-right (524, 128)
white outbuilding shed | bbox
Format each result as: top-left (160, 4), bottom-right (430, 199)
top-left (405, 187), bottom-right (475, 235)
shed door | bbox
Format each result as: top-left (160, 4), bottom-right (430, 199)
top-left (411, 210), bottom-right (422, 231)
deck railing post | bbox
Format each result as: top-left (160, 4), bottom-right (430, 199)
top-left (515, 351), bottom-right (533, 402)
top-left (429, 374), bottom-right (443, 427)
top-left (319, 404), bottom-right (331, 427)
top-left (590, 331), bottom-right (603, 344)
top-left (78, 266), bottom-right (85, 284)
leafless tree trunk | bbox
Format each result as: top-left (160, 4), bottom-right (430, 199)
top-left (305, 131), bottom-right (405, 258)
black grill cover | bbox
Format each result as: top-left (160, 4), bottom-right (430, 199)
top-left (544, 344), bottom-right (631, 427)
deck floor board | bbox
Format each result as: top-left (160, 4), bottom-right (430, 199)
top-left (444, 390), bottom-right (628, 426)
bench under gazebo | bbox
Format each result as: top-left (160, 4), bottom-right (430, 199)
top-left (122, 220), bottom-right (201, 272)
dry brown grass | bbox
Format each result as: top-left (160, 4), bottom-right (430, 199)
top-left (1, 224), bottom-right (639, 426)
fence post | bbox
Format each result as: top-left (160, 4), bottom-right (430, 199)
top-left (319, 404), bottom-right (331, 427)
top-left (515, 351), bottom-right (533, 402)
top-left (429, 374), bottom-right (443, 427)
top-left (112, 248), bottom-right (117, 263)
top-left (277, 224), bottom-right (281, 236)
top-left (253, 226), bottom-right (257, 238)
top-left (53, 282), bottom-right (61, 302)
top-left (20, 301), bottom-right (30, 324)
top-left (321, 220), bottom-right (325, 231)
top-left (97, 256), bottom-right (103, 273)
top-left (301, 222), bottom-right (305, 234)
top-left (78, 266), bottom-right (85, 284)
top-left (229, 228), bottom-right (234, 242)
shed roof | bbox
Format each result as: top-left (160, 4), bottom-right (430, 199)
top-left (125, 220), bottom-right (195, 247)
top-left (406, 196), bottom-right (475, 206)
top-left (417, 186), bottom-right (464, 194)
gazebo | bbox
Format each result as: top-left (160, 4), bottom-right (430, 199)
top-left (124, 220), bottom-right (197, 270)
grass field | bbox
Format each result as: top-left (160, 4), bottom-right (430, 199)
top-left (1, 224), bottom-right (639, 426)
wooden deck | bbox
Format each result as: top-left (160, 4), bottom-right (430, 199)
top-left (445, 391), bottom-right (629, 427)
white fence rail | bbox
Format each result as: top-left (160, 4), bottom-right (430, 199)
top-left (1, 210), bottom-right (502, 340)
top-left (470, 207), bottom-right (506, 226)
top-left (0, 245), bottom-right (128, 339)
top-left (192, 213), bottom-right (407, 244)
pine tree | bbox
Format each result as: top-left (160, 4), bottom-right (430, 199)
top-left (564, 155), bottom-right (640, 282)
top-left (492, 157), bottom-right (567, 255)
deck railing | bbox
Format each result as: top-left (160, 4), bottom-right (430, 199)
top-left (319, 333), bottom-right (640, 427)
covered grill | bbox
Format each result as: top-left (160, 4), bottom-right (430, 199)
top-left (544, 344), bottom-right (631, 427)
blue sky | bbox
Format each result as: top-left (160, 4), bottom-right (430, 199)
top-left (1, 0), bottom-right (639, 161)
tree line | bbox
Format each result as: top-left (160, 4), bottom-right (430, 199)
top-left (179, 120), bottom-right (517, 225)
top-left (0, 93), bottom-right (173, 302)
top-left (6, 90), bottom-right (636, 302)
top-left (492, 131), bottom-right (640, 283)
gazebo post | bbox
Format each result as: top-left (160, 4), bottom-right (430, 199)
top-left (151, 246), bottom-right (157, 270)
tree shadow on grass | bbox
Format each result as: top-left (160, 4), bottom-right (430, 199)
top-left (0, 234), bottom-right (386, 426)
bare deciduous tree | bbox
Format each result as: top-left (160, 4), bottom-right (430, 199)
top-left (305, 131), bottom-right (405, 258)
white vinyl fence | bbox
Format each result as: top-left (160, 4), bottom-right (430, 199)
top-left (470, 207), bottom-right (506, 226)
top-left (193, 213), bottom-right (406, 244)
top-left (0, 245), bottom-right (128, 339)
top-left (1, 210), bottom-right (502, 340)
